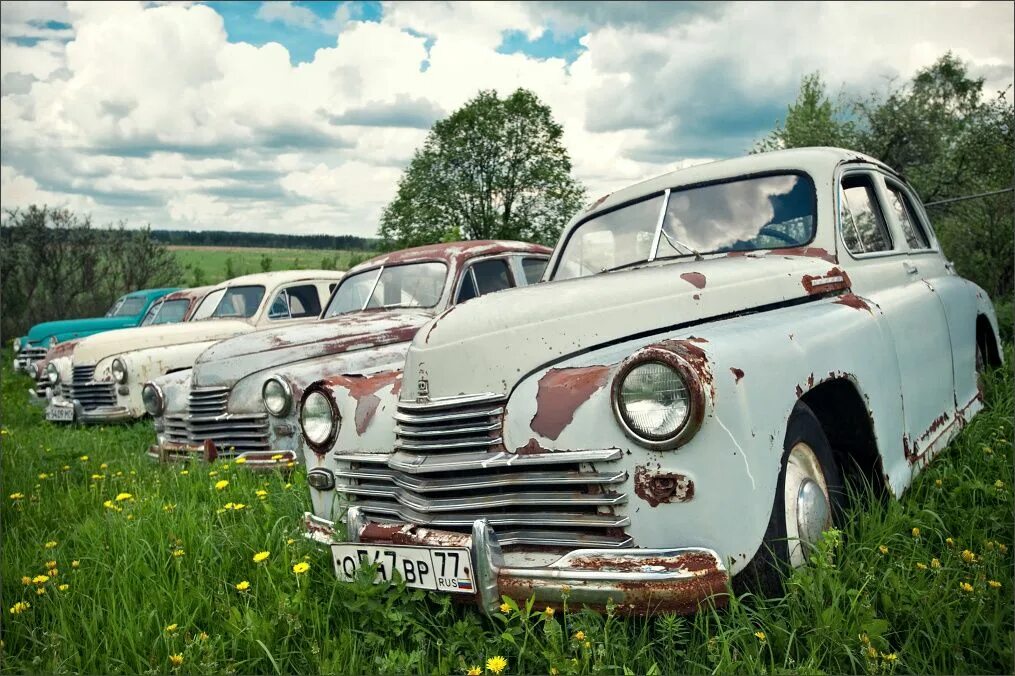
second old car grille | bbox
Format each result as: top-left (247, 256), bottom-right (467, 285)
top-left (67, 365), bottom-right (116, 411)
top-left (163, 386), bottom-right (269, 453)
top-left (335, 393), bottom-right (633, 549)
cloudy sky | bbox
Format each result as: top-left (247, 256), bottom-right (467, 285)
top-left (1, 1), bottom-right (1012, 237)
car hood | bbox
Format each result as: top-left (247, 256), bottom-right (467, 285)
top-left (403, 251), bottom-right (847, 400)
top-left (192, 309), bottom-right (434, 389)
top-left (26, 316), bottom-right (137, 343)
top-left (71, 320), bottom-right (254, 365)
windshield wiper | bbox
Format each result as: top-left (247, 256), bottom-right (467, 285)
top-left (659, 227), bottom-right (703, 261)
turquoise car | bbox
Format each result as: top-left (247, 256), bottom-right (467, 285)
top-left (13, 287), bottom-right (179, 374)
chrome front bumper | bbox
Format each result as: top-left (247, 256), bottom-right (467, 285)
top-left (304, 508), bottom-right (729, 615)
top-left (48, 395), bottom-right (132, 423)
top-left (147, 441), bottom-right (297, 469)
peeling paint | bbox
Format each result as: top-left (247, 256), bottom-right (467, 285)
top-left (325, 370), bottom-right (403, 435)
top-left (530, 365), bottom-right (611, 440)
top-left (730, 367), bottom-right (744, 383)
top-left (633, 466), bottom-right (695, 506)
top-left (833, 293), bottom-right (873, 313)
top-left (680, 272), bottom-right (706, 289)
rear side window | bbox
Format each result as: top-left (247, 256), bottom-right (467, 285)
top-left (455, 258), bottom-right (515, 304)
top-left (885, 185), bottom-right (930, 249)
top-left (521, 257), bottom-right (548, 284)
top-left (285, 285), bottom-right (322, 318)
top-left (840, 174), bottom-right (893, 254)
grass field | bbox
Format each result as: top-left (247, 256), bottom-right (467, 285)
top-left (1, 353), bottom-right (1011, 674)
top-left (170, 247), bottom-right (375, 287)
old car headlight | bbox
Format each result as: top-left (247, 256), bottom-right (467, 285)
top-left (142, 383), bottom-right (164, 416)
top-left (612, 348), bottom-right (704, 450)
top-left (48, 336), bottom-right (58, 348)
top-left (262, 376), bottom-right (292, 416)
top-left (300, 389), bottom-right (338, 449)
top-left (111, 358), bottom-right (128, 384)
top-left (46, 363), bottom-right (60, 385)
top-left (13, 338), bottom-right (21, 354)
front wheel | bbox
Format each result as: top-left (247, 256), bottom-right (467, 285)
top-left (736, 402), bottom-right (845, 595)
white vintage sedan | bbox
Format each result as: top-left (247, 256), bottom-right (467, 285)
top-left (44, 270), bottom-right (344, 424)
top-left (298, 147), bottom-right (1002, 614)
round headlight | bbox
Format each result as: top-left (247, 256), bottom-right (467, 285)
top-left (612, 351), bottom-right (703, 450)
top-left (262, 377), bottom-right (292, 416)
top-left (111, 358), bottom-right (128, 384)
top-left (300, 390), bottom-right (338, 448)
top-left (13, 338), bottom-right (21, 354)
top-left (142, 383), bottom-right (164, 416)
top-left (48, 336), bottom-right (58, 348)
top-left (46, 363), bottom-right (60, 385)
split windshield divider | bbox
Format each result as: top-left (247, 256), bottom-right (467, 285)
top-left (647, 188), bottom-right (671, 263)
top-left (362, 265), bottom-right (385, 311)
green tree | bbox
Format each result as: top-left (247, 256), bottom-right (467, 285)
top-left (755, 73), bottom-right (857, 152)
top-left (379, 88), bottom-right (587, 249)
top-left (260, 254), bottom-right (273, 272)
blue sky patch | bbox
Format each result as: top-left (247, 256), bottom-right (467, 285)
top-left (497, 29), bottom-right (586, 64)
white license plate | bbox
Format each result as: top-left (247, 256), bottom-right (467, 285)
top-left (45, 404), bottom-right (75, 422)
top-left (332, 543), bottom-right (475, 594)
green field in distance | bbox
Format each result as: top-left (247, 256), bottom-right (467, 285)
top-left (170, 246), bottom-right (374, 286)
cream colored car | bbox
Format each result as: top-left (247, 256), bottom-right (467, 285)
top-left (44, 270), bottom-right (344, 423)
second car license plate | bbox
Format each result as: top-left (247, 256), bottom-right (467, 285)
top-left (332, 543), bottom-right (475, 593)
top-left (45, 403), bottom-right (74, 422)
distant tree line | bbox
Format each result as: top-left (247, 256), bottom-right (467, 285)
top-left (150, 229), bottom-right (379, 252)
top-left (1, 206), bottom-right (183, 340)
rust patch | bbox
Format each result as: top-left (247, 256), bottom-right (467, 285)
top-left (692, 293), bottom-right (701, 300)
top-left (324, 370), bottom-right (403, 435)
top-left (778, 246), bottom-right (837, 263)
top-left (530, 365), bottom-right (611, 441)
top-left (801, 267), bottom-right (851, 294)
top-left (517, 438), bottom-right (550, 455)
top-left (360, 522), bottom-right (471, 548)
top-left (680, 272), bottom-right (706, 289)
top-left (730, 367), bottom-right (744, 384)
top-left (833, 293), bottom-right (872, 313)
top-left (633, 466), bottom-right (695, 506)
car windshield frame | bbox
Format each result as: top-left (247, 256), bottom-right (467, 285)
top-left (322, 261), bottom-right (449, 318)
top-left (105, 296), bottom-right (127, 317)
top-left (211, 285), bottom-right (267, 319)
top-left (111, 296), bottom-right (148, 317)
top-left (147, 299), bottom-right (191, 325)
top-left (551, 170), bottom-right (818, 281)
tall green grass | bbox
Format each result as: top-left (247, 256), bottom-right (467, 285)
top-left (1, 353), bottom-right (1011, 674)
top-left (170, 248), bottom-right (370, 287)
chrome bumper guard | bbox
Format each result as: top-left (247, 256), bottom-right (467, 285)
top-left (49, 395), bottom-right (132, 423)
top-left (304, 507), bottom-right (729, 615)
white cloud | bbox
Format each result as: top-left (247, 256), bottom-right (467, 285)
top-left (0, 0), bottom-right (1012, 237)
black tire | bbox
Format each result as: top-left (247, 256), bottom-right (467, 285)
top-left (734, 401), bottom-right (846, 597)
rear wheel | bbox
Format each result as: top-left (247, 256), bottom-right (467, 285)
top-left (736, 402), bottom-right (845, 594)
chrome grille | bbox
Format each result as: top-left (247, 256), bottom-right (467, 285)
top-left (163, 386), bottom-right (269, 454)
top-left (342, 394), bottom-right (631, 548)
top-left (19, 346), bottom-right (47, 365)
top-left (67, 364), bottom-right (115, 411)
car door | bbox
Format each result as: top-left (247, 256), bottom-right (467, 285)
top-left (262, 283), bottom-right (325, 325)
top-left (837, 167), bottom-right (955, 462)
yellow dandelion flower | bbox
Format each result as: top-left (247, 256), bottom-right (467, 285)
top-left (233, 503), bottom-right (247, 510)
top-left (754, 631), bottom-right (767, 642)
top-left (58, 584), bottom-right (68, 591)
top-left (215, 479), bottom-right (229, 491)
top-left (866, 646), bottom-right (878, 659)
top-left (173, 549), bottom-right (185, 558)
top-left (179, 470), bottom-right (189, 476)
top-left (466, 666), bottom-right (482, 676)
top-left (934, 479), bottom-right (942, 488)
top-left (9, 601), bottom-right (31, 614)
top-left (71, 560), bottom-right (79, 569)
top-left (286, 539), bottom-right (294, 545)
top-left (208, 471), bottom-right (218, 477)
top-left (32, 575), bottom-right (49, 584)
top-left (45, 560), bottom-right (57, 569)
top-left (35, 587), bottom-right (46, 595)
top-left (994, 479), bottom-right (1004, 490)
top-left (165, 623), bottom-right (178, 633)
top-left (999, 544), bottom-right (1008, 554)
top-left (9, 492), bottom-right (24, 500)
top-left (881, 652), bottom-right (897, 662)
top-left (931, 558), bottom-right (941, 569)
top-left (961, 549), bottom-right (976, 564)
top-left (499, 602), bottom-right (511, 613)
top-left (235, 580), bottom-right (250, 591)
top-left (115, 492), bottom-right (133, 502)
top-left (253, 551), bottom-right (270, 563)
top-left (103, 500), bottom-right (122, 512)
top-left (99, 463), bottom-right (108, 470)
top-left (90, 474), bottom-right (104, 481)
top-left (878, 545), bottom-right (888, 555)
top-left (988, 580), bottom-right (1001, 589)
top-left (49, 569), bottom-right (58, 576)
top-left (79, 455), bottom-right (88, 462)
top-left (286, 461), bottom-right (295, 468)
top-left (44, 541), bottom-right (57, 549)
top-left (21, 576), bottom-right (31, 585)
top-left (292, 562), bottom-right (310, 575)
top-left (485, 656), bottom-right (508, 675)
top-left (573, 630), bottom-right (586, 641)
top-left (550, 669), bottom-right (559, 676)
top-left (163, 504), bottom-right (176, 512)
top-left (62, 465), bottom-right (70, 471)
top-left (911, 527), bottom-right (920, 538)
top-left (986, 540), bottom-right (995, 550)
top-left (199, 632), bottom-right (209, 641)
top-left (271, 453), bottom-right (284, 461)
top-left (983, 445), bottom-right (993, 454)
top-left (38, 473), bottom-right (49, 480)
top-left (284, 483), bottom-right (292, 490)
top-left (169, 654), bottom-right (184, 668)
top-left (916, 562), bottom-right (927, 570)
top-left (223, 502), bottom-right (235, 510)
top-left (234, 457), bottom-right (247, 464)
top-left (255, 490), bottom-right (268, 499)
top-left (945, 537), bottom-right (955, 547)
top-left (959, 581), bottom-right (974, 593)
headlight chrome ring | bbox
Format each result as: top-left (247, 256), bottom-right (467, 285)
top-left (48, 336), bottom-right (58, 348)
top-left (611, 346), bottom-right (706, 451)
top-left (262, 376), bottom-right (293, 417)
top-left (111, 358), bottom-right (128, 384)
top-left (142, 382), bottom-right (165, 417)
top-left (300, 388), bottom-right (340, 451)
top-left (46, 363), bottom-right (60, 385)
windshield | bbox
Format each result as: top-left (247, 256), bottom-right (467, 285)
top-left (212, 285), bottom-right (266, 319)
top-left (148, 299), bottom-right (190, 325)
top-left (191, 288), bottom-right (225, 321)
top-left (140, 301), bottom-right (163, 326)
top-left (111, 296), bottom-right (147, 317)
top-left (323, 262), bottom-right (448, 318)
top-left (105, 296), bottom-right (126, 317)
top-left (554, 173), bottom-right (817, 280)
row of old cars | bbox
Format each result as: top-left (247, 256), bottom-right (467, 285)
top-left (14, 148), bottom-right (1004, 615)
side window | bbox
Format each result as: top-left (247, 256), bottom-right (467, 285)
top-left (521, 257), bottom-right (548, 284)
top-left (456, 271), bottom-right (478, 304)
top-left (885, 184), bottom-right (930, 250)
top-left (268, 292), bottom-right (290, 319)
top-left (284, 284), bottom-right (322, 318)
top-left (840, 174), bottom-right (893, 254)
top-left (471, 259), bottom-right (513, 294)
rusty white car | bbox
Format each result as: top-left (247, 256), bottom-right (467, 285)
top-left (297, 147), bottom-right (1002, 615)
top-left (44, 270), bottom-right (344, 424)
top-left (143, 241), bottom-right (551, 468)
top-left (29, 286), bottom-right (217, 406)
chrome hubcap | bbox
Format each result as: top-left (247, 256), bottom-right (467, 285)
top-left (784, 442), bottom-right (831, 567)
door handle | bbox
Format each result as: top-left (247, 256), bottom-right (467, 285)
top-left (903, 262), bottom-right (919, 276)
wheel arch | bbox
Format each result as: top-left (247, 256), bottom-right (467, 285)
top-left (976, 313), bottom-right (1002, 367)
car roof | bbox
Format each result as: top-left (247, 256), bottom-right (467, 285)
top-left (218, 269), bottom-right (346, 287)
top-left (162, 285), bottom-right (217, 302)
top-left (128, 287), bottom-right (180, 298)
top-left (348, 240), bottom-right (553, 275)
